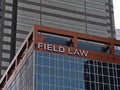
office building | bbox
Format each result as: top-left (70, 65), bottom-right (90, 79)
top-left (116, 29), bottom-right (120, 40)
top-left (0, 0), bottom-right (16, 77)
top-left (0, 25), bottom-right (120, 90)
top-left (0, 0), bottom-right (115, 78)
top-left (16, 0), bottom-right (115, 51)
top-left (115, 29), bottom-right (120, 50)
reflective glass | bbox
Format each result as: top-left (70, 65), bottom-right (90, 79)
top-left (34, 51), bottom-right (120, 90)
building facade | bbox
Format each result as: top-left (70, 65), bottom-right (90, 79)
top-left (0, 0), bottom-right (115, 78)
top-left (0, 25), bottom-right (120, 90)
top-left (115, 29), bottom-right (120, 50)
top-left (0, 0), bottom-right (17, 77)
top-left (16, 0), bottom-right (115, 51)
top-left (116, 29), bottom-right (120, 40)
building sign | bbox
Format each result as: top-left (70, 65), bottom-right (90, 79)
top-left (37, 42), bottom-right (88, 57)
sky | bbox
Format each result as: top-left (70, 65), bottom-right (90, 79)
top-left (113, 0), bottom-right (120, 29)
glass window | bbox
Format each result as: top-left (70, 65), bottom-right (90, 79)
top-left (50, 59), bottom-right (55, 67)
top-left (104, 85), bottom-right (109, 90)
top-left (50, 67), bottom-right (55, 75)
top-left (2, 53), bottom-right (10, 59)
top-left (5, 6), bottom-right (12, 11)
top-left (43, 85), bottom-right (49, 90)
top-left (43, 57), bottom-right (49, 66)
top-left (64, 61), bottom-right (69, 69)
top-left (103, 67), bottom-right (108, 75)
top-left (43, 75), bottom-right (49, 84)
top-left (103, 76), bottom-right (109, 84)
top-left (34, 51), bottom-right (120, 90)
top-left (2, 44), bottom-right (10, 50)
top-left (4, 21), bottom-right (12, 26)
top-left (118, 78), bottom-right (120, 85)
top-left (1, 70), bottom-right (6, 75)
top-left (50, 76), bottom-right (54, 85)
top-left (70, 71), bottom-right (75, 79)
top-left (58, 77), bottom-right (63, 86)
top-left (4, 29), bottom-right (11, 34)
top-left (98, 75), bottom-right (103, 83)
top-left (91, 82), bottom-right (95, 90)
top-left (90, 74), bottom-right (95, 81)
top-left (98, 67), bottom-right (102, 74)
top-left (84, 64), bottom-right (90, 73)
top-left (58, 60), bottom-right (63, 68)
top-left (84, 73), bottom-right (90, 81)
top-left (110, 77), bottom-right (114, 85)
top-left (3, 36), bottom-right (11, 42)
top-left (109, 68), bottom-right (114, 76)
top-left (117, 70), bottom-right (120, 77)
top-left (43, 67), bottom-right (49, 75)
top-left (5, 13), bottom-right (12, 18)
top-left (2, 61), bottom-right (9, 67)
top-left (99, 84), bottom-right (103, 90)
top-left (90, 65), bottom-right (94, 73)
top-left (64, 70), bottom-right (69, 78)
top-left (57, 69), bottom-right (63, 76)
top-left (5, 0), bottom-right (13, 3)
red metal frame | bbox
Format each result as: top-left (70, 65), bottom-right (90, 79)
top-left (34, 25), bottom-right (120, 63)
top-left (0, 25), bottom-right (120, 89)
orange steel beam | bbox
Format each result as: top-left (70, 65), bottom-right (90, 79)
top-left (34, 25), bottom-right (120, 64)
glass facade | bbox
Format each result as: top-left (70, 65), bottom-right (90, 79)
top-left (34, 51), bottom-right (120, 90)
top-left (2, 53), bottom-right (34, 90)
top-left (1, 50), bottom-right (120, 90)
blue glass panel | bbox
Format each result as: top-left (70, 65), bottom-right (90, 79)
top-left (36, 57), bottom-right (42, 65)
top-left (64, 78), bottom-right (70, 87)
top-left (34, 84), bottom-right (42, 90)
top-left (57, 69), bottom-right (63, 76)
top-left (50, 85), bottom-right (54, 90)
top-left (50, 53), bottom-right (55, 58)
top-left (37, 51), bottom-right (42, 56)
top-left (50, 59), bottom-right (55, 67)
top-left (64, 87), bottom-right (70, 90)
top-left (43, 67), bottom-right (49, 75)
top-left (35, 65), bottom-right (42, 74)
top-left (79, 81), bottom-right (85, 89)
top-left (58, 87), bottom-right (63, 90)
top-left (70, 71), bottom-right (75, 79)
top-left (64, 70), bottom-right (69, 78)
top-left (58, 61), bottom-right (63, 69)
top-left (64, 55), bottom-right (69, 60)
top-left (50, 76), bottom-right (54, 85)
top-left (43, 75), bottom-right (49, 84)
top-left (70, 62), bottom-right (75, 70)
top-left (69, 56), bottom-right (74, 62)
top-left (78, 41), bottom-right (103, 52)
top-left (43, 52), bottom-right (49, 57)
top-left (115, 50), bottom-right (120, 55)
top-left (71, 79), bottom-right (76, 88)
top-left (78, 64), bottom-right (84, 72)
top-left (45, 36), bottom-right (68, 46)
top-left (43, 85), bottom-right (49, 90)
top-left (64, 61), bottom-right (69, 69)
top-left (58, 77), bottom-right (63, 86)
top-left (50, 67), bottom-right (54, 75)
top-left (43, 57), bottom-right (49, 66)
top-left (57, 54), bottom-right (63, 59)
top-left (35, 74), bottom-right (42, 84)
